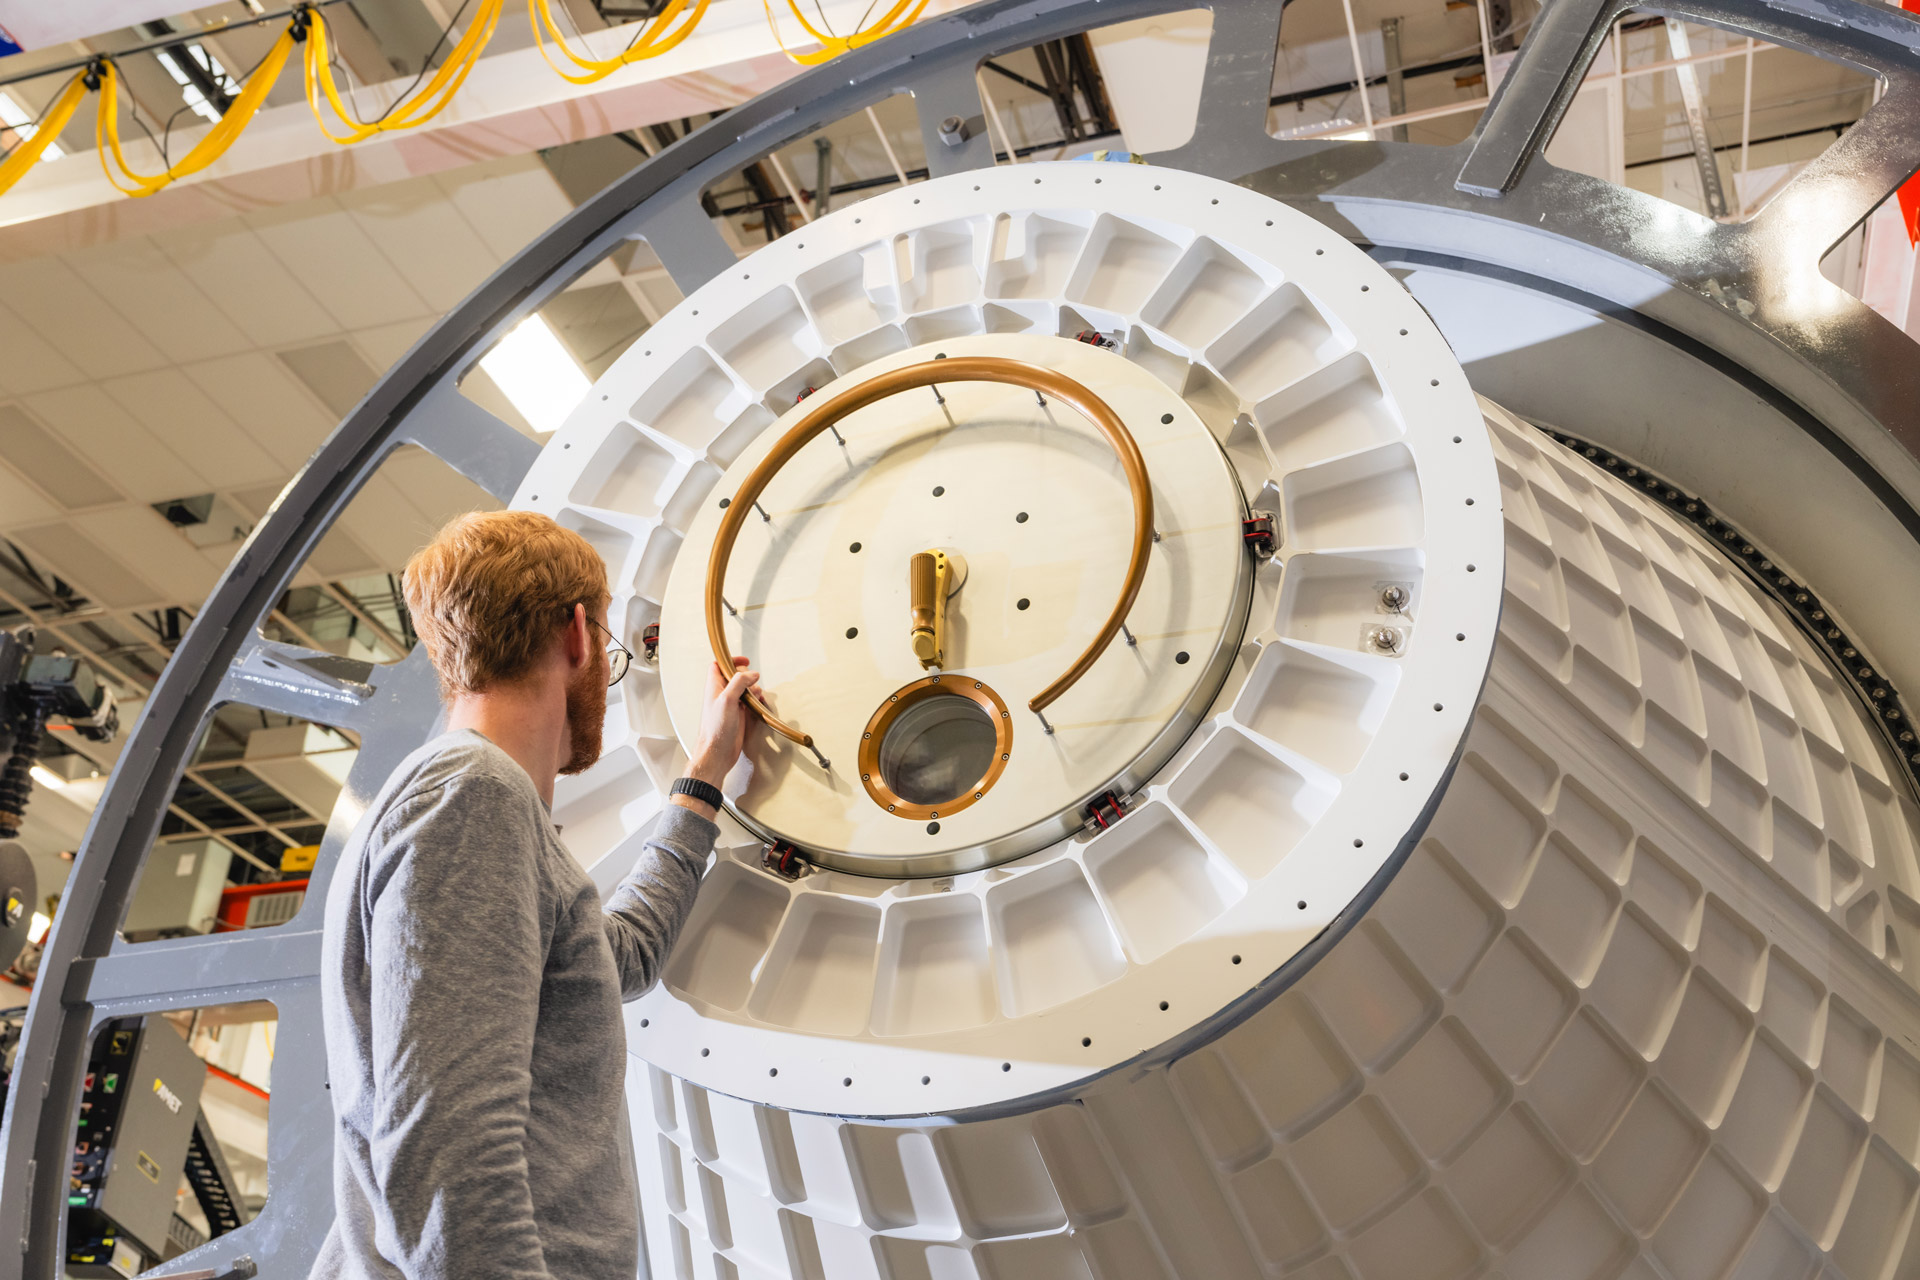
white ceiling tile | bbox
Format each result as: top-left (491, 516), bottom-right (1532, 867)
top-left (0, 458), bottom-right (61, 529)
top-left (100, 369), bottom-right (282, 491)
top-left (432, 155), bottom-right (576, 263)
top-left (276, 340), bottom-right (379, 419)
top-left (25, 384), bottom-right (203, 504)
top-left (0, 256), bottom-right (167, 379)
top-left (71, 505), bottom-right (221, 606)
top-left (296, 526), bottom-right (381, 583)
top-left (229, 482), bottom-right (293, 524)
top-left (245, 202), bottom-right (434, 331)
top-left (201, 543), bottom-right (245, 578)
top-left (0, 403), bottom-right (122, 510)
top-left (9, 521), bottom-right (160, 610)
top-left (0, 299), bottom-right (85, 396)
top-left (183, 352), bottom-right (339, 473)
top-left (349, 318), bottom-right (435, 372)
top-left (151, 219), bottom-right (340, 349)
top-left (63, 237), bottom-right (251, 365)
top-left (382, 445), bottom-right (501, 531)
top-left (338, 174), bottom-right (500, 312)
top-left (335, 471), bottom-right (432, 573)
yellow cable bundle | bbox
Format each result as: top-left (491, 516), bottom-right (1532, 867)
top-left (304, 0), bottom-right (502, 144)
top-left (96, 31), bottom-right (297, 197)
top-left (528, 0), bottom-right (711, 84)
top-left (764, 0), bottom-right (931, 65)
top-left (0, 73), bottom-right (87, 199)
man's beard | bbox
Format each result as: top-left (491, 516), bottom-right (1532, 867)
top-left (559, 652), bottom-right (607, 776)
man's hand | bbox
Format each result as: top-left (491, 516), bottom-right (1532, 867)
top-left (672, 657), bottom-right (760, 819)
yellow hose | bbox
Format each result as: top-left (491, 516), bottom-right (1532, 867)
top-left (527, 0), bottom-right (711, 84)
top-left (3, 0), bottom-right (929, 211)
top-left (96, 30), bottom-right (297, 197)
top-left (303, 0), bottom-right (502, 144)
top-left (0, 73), bottom-right (86, 199)
top-left (764, 0), bottom-right (931, 65)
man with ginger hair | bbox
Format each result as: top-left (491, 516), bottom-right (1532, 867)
top-left (311, 510), bottom-right (758, 1280)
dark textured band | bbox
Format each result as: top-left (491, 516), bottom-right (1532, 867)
top-left (670, 776), bottom-right (723, 810)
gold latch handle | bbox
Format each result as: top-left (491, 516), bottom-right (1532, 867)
top-left (909, 549), bottom-right (951, 668)
top-left (703, 356), bottom-right (1154, 762)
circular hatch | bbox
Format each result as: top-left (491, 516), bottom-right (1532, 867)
top-left (654, 332), bottom-right (1252, 876)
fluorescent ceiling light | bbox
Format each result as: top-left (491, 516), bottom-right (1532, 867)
top-left (1272, 115), bottom-right (1371, 142)
top-left (28, 764), bottom-right (64, 790)
top-left (28, 913), bottom-right (49, 945)
top-left (156, 44), bottom-right (238, 127)
top-left (480, 315), bottom-right (591, 435)
top-left (0, 92), bottom-right (61, 160)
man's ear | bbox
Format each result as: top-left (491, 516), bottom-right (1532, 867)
top-left (563, 603), bottom-right (591, 669)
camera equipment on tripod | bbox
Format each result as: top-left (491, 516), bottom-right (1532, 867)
top-left (0, 626), bottom-right (118, 840)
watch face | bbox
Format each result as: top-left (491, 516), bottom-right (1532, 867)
top-left (656, 333), bottom-right (1252, 876)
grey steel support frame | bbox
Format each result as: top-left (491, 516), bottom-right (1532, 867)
top-left (4, 0), bottom-right (1920, 1273)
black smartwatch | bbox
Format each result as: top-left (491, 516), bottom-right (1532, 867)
top-left (670, 777), bottom-right (724, 810)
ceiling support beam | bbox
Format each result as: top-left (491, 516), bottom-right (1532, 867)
top-left (0, 0), bottom-right (970, 258)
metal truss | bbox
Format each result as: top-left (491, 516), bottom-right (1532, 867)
top-left (3, 0), bottom-right (1918, 1272)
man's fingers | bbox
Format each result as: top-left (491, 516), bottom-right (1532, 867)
top-left (721, 670), bottom-right (759, 704)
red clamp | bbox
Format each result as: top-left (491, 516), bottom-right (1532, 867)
top-left (1086, 791), bottom-right (1127, 830)
top-left (795, 386), bottom-right (816, 403)
top-left (762, 841), bottom-right (807, 879)
top-left (1073, 329), bottom-right (1116, 349)
top-left (1242, 514), bottom-right (1276, 558)
top-left (641, 623), bottom-right (660, 661)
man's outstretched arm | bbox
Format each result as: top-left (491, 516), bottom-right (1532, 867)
top-left (366, 774), bottom-right (551, 1279)
top-left (603, 658), bottom-right (756, 995)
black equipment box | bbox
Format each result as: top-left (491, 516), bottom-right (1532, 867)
top-left (67, 1017), bottom-right (207, 1272)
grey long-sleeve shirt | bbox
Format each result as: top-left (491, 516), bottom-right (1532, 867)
top-left (310, 728), bottom-right (714, 1280)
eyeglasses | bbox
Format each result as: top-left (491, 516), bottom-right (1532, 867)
top-left (584, 614), bottom-right (632, 687)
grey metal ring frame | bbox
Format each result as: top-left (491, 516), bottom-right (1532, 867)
top-left (5, 0), bottom-right (1920, 1272)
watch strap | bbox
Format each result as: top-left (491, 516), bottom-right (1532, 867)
top-left (671, 776), bottom-right (724, 809)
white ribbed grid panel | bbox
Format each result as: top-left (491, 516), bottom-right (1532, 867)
top-left (519, 164), bottom-right (1505, 1116)
top-left (626, 405), bottom-right (1920, 1280)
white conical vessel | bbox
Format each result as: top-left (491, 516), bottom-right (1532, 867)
top-left (517, 163), bottom-right (1920, 1280)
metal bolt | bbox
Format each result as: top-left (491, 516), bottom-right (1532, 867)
top-left (1368, 626), bottom-right (1402, 655)
top-left (938, 115), bottom-right (969, 147)
top-left (1380, 584), bottom-right (1410, 612)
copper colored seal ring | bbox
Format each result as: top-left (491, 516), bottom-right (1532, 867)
top-left (857, 676), bottom-right (1013, 820)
